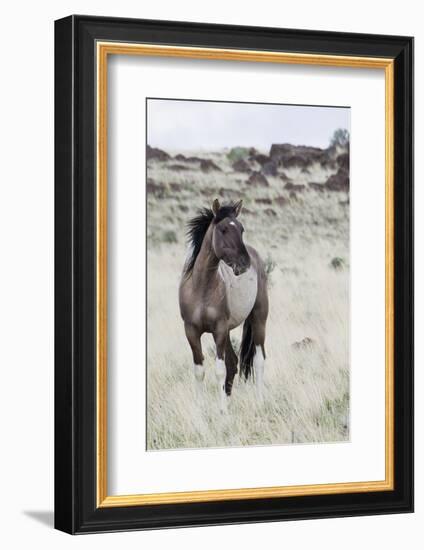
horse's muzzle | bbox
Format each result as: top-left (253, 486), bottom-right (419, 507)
top-left (232, 259), bottom-right (250, 276)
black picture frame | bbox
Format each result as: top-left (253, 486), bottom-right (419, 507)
top-left (55, 14), bottom-right (414, 534)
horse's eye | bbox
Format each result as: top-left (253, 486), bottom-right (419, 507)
top-left (222, 227), bottom-right (227, 234)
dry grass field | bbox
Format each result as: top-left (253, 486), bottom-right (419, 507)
top-left (146, 143), bottom-right (350, 450)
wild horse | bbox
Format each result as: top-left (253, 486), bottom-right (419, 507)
top-left (179, 199), bottom-right (269, 411)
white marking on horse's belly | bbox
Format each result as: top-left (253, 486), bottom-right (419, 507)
top-left (218, 263), bottom-right (258, 329)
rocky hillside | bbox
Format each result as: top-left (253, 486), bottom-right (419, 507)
top-left (146, 142), bottom-right (350, 256)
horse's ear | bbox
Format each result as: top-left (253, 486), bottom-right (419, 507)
top-left (212, 198), bottom-right (221, 216)
top-left (233, 200), bottom-right (243, 217)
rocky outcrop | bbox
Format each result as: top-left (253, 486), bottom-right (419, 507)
top-left (325, 168), bottom-right (349, 191)
top-left (250, 153), bottom-right (270, 166)
top-left (200, 159), bottom-right (221, 173)
top-left (336, 152), bottom-right (349, 170)
top-left (168, 164), bottom-right (190, 172)
top-left (146, 178), bottom-right (165, 197)
top-left (246, 171), bottom-right (269, 187)
top-left (174, 154), bottom-right (204, 163)
top-left (232, 159), bottom-right (251, 173)
top-left (269, 143), bottom-right (348, 171)
top-left (255, 197), bottom-right (272, 205)
top-left (270, 143), bottom-right (326, 167)
top-left (146, 145), bottom-right (170, 161)
top-left (285, 182), bottom-right (305, 192)
top-left (169, 182), bottom-right (182, 192)
top-left (262, 160), bottom-right (278, 176)
top-left (274, 196), bottom-right (288, 207)
top-left (308, 182), bottom-right (325, 192)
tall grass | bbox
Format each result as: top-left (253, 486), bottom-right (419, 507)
top-left (147, 150), bottom-right (349, 450)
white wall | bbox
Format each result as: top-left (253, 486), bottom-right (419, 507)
top-left (0, 0), bottom-right (420, 547)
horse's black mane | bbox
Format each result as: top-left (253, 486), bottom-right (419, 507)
top-left (184, 203), bottom-right (236, 275)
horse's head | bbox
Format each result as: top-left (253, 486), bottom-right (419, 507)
top-left (211, 199), bottom-right (251, 276)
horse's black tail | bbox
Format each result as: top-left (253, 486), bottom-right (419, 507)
top-left (239, 318), bottom-right (256, 381)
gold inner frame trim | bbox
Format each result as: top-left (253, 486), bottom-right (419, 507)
top-left (96, 42), bottom-right (395, 508)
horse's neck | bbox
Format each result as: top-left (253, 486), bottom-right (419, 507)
top-left (192, 228), bottom-right (220, 288)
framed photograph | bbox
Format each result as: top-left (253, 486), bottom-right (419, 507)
top-left (54, 15), bottom-right (414, 534)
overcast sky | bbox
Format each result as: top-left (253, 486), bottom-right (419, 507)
top-left (147, 99), bottom-right (350, 152)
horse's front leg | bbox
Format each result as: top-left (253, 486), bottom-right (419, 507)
top-left (213, 324), bottom-right (229, 413)
top-left (184, 323), bottom-right (205, 398)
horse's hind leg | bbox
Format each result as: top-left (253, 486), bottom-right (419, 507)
top-left (224, 336), bottom-right (238, 396)
top-left (251, 318), bottom-right (266, 400)
top-left (250, 270), bottom-right (268, 400)
top-left (184, 323), bottom-right (204, 397)
top-left (240, 313), bottom-right (267, 400)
